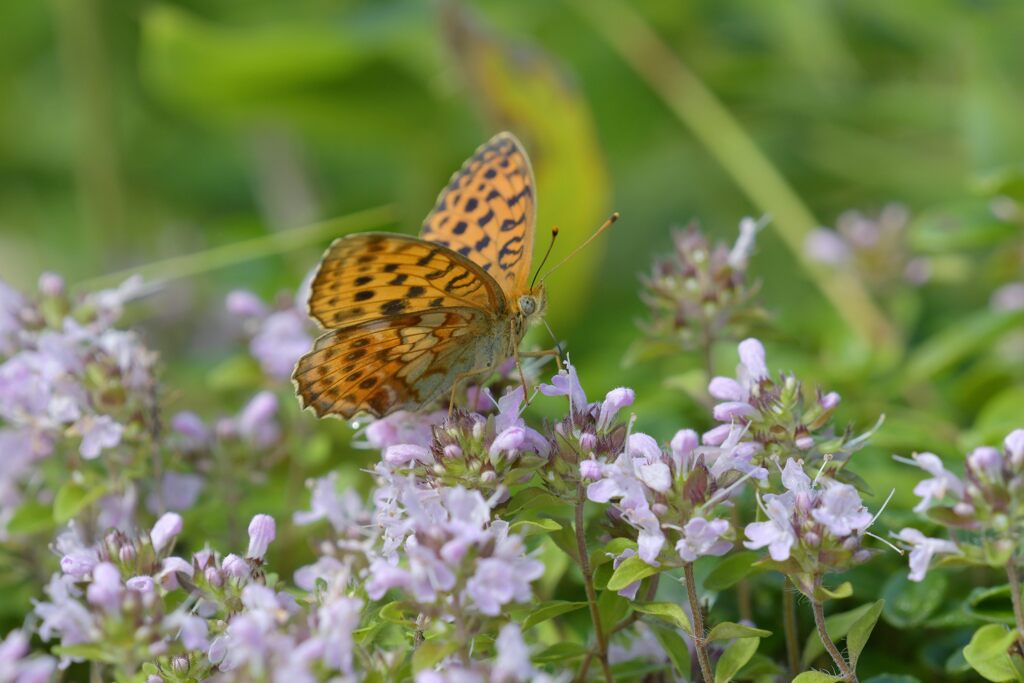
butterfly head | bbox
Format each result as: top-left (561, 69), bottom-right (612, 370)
top-left (516, 285), bottom-right (547, 323)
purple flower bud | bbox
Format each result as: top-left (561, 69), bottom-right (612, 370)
top-left (87, 562), bottom-right (123, 611)
top-left (61, 552), bottom-right (97, 579)
top-left (627, 433), bottom-right (661, 462)
top-left (204, 566), bottom-right (223, 587)
top-left (579, 432), bottom-right (597, 452)
top-left (967, 446), bottom-right (1003, 482)
top-left (702, 424), bottom-right (733, 446)
top-left (597, 387), bottom-right (634, 431)
top-left (119, 545), bottom-right (136, 565)
top-left (226, 290), bottom-right (267, 318)
top-left (38, 272), bottom-right (65, 297)
top-left (580, 459), bottom-right (603, 481)
top-left (126, 575), bottom-right (154, 592)
top-left (222, 553), bottom-right (248, 579)
top-left (237, 391), bottom-right (280, 448)
top-left (171, 411), bottom-right (209, 447)
top-left (1005, 429), bottom-right (1024, 466)
top-left (819, 392), bottom-right (841, 411)
top-left (804, 229), bottom-right (851, 265)
top-left (148, 676), bottom-right (164, 683)
top-left (246, 514), bottom-right (276, 559)
top-left (489, 426), bottom-right (526, 458)
top-left (172, 656), bottom-right (190, 674)
top-left (150, 512), bottom-right (183, 553)
top-left (442, 444), bottom-right (462, 459)
top-left (383, 444), bottom-right (433, 466)
top-left (953, 502), bottom-right (975, 517)
top-left (712, 401), bottom-right (756, 421)
top-left (795, 435), bottom-right (814, 450)
top-left (738, 338), bottom-right (768, 380)
top-left (670, 429), bottom-right (698, 464)
top-left (157, 556), bottom-right (192, 590)
top-left (708, 377), bottom-right (744, 402)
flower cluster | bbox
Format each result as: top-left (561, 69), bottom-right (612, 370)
top-left (380, 385), bottom-right (550, 501)
top-left (896, 429), bottom-right (1024, 581)
top-left (707, 338), bottom-right (872, 471)
top-left (805, 203), bottom-right (930, 289)
top-left (639, 217), bottom-right (764, 354)
top-left (743, 458), bottom-right (876, 595)
top-left (0, 274), bottom-right (155, 535)
top-left (226, 288), bottom-right (313, 381)
top-left (367, 475), bottom-right (543, 618)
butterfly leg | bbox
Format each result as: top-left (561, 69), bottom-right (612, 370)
top-left (447, 367), bottom-right (490, 416)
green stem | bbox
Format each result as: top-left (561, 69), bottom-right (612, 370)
top-left (566, 0), bottom-right (897, 353)
top-left (811, 592), bottom-right (857, 682)
top-left (782, 578), bottom-right (801, 678)
top-left (74, 205), bottom-right (396, 291)
top-left (574, 485), bottom-right (613, 683)
top-left (684, 562), bottom-right (714, 683)
top-left (1007, 559), bottom-right (1024, 643)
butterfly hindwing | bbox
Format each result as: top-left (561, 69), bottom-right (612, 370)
top-left (419, 132), bottom-right (536, 297)
top-left (292, 308), bottom-right (497, 418)
top-left (306, 233), bottom-right (507, 329)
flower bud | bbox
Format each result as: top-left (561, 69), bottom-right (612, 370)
top-left (204, 566), bottom-right (223, 587)
top-left (442, 444), bottom-right (463, 459)
top-left (226, 290), bottom-right (267, 318)
top-left (126, 575), bottom-right (154, 593)
top-left (150, 512), bottom-right (183, 553)
top-left (222, 554), bottom-right (248, 579)
top-left (246, 514), bottom-right (276, 560)
top-left (172, 655), bottom-right (190, 674)
top-left (580, 459), bottom-right (603, 481)
top-left (738, 338), bottom-right (768, 380)
top-left (579, 432), bottom-right (598, 452)
top-left (39, 272), bottom-right (65, 297)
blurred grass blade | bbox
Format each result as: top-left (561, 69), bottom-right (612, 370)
top-left (902, 308), bottom-right (1024, 385)
top-left (76, 204), bottom-right (396, 291)
top-left (566, 0), bottom-right (898, 352)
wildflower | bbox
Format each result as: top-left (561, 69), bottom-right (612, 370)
top-left (150, 512), bottom-right (184, 553)
top-left (895, 528), bottom-right (961, 582)
top-left (744, 494), bottom-right (797, 562)
top-left (675, 517), bottom-right (732, 562)
top-left (246, 514), bottom-right (276, 560)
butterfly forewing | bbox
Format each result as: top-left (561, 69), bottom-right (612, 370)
top-left (419, 132), bottom-right (536, 297)
top-left (306, 233), bottom-right (507, 329)
top-left (293, 308), bottom-right (495, 418)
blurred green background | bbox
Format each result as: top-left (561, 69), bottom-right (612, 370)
top-left (1, 0), bottom-right (1023, 676)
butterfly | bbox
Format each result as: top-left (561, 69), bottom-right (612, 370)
top-left (292, 132), bottom-right (553, 419)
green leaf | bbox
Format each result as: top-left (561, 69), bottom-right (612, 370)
top-left (966, 584), bottom-right (1018, 624)
top-left (704, 551), bottom-right (764, 591)
top-left (53, 643), bottom-right (120, 664)
top-left (863, 676), bottom-right (922, 683)
top-left (882, 571), bottom-right (947, 628)
top-left (598, 588), bottom-right (630, 630)
top-left (509, 518), bottom-right (563, 537)
top-left (521, 600), bottom-right (588, 630)
top-left (792, 673), bottom-right (844, 683)
top-left (53, 479), bottom-right (108, 524)
top-left (653, 626), bottom-right (691, 678)
top-left (412, 640), bottom-right (459, 672)
top-left (908, 202), bottom-right (1019, 252)
top-left (502, 488), bottom-right (565, 517)
top-left (547, 521), bottom-right (581, 563)
top-left (633, 601), bottom-right (693, 635)
top-left (533, 642), bottom-right (588, 664)
top-left (607, 555), bottom-right (662, 592)
top-left (714, 637), bottom-right (760, 683)
top-left (706, 621), bottom-right (772, 642)
top-left (846, 600), bottom-right (885, 668)
top-left (6, 501), bottom-right (55, 535)
top-left (378, 601), bottom-right (417, 626)
top-left (816, 581), bottom-right (854, 600)
top-left (205, 354), bottom-right (263, 391)
top-left (802, 601), bottom-right (883, 667)
top-left (962, 624), bottom-right (1020, 682)
top-left (903, 309), bottom-right (1024, 384)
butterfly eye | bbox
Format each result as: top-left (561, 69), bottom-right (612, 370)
top-left (518, 296), bottom-right (537, 316)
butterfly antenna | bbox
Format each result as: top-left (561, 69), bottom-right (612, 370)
top-left (541, 317), bottom-right (565, 361)
top-left (540, 212), bottom-right (619, 282)
top-left (530, 227), bottom-right (560, 289)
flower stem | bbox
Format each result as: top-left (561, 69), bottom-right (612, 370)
top-left (574, 485), bottom-right (613, 683)
top-left (782, 578), bottom-right (801, 677)
top-left (684, 562), bottom-right (714, 683)
top-left (1007, 559), bottom-right (1024, 643)
top-left (811, 593), bottom-right (857, 682)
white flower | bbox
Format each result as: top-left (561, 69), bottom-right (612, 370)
top-left (744, 494), bottom-right (796, 561)
top-left (675, 517), bottom-right (732, 562)
top-left (896, 528), bottom-right (960, 582)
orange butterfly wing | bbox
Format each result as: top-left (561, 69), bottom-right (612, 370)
top-left (306, 233), bottom-right (506, 329)
top-left (292, 308), bottom-right (497, 418)
top-left (419, 132), bottom-right (536, 297)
